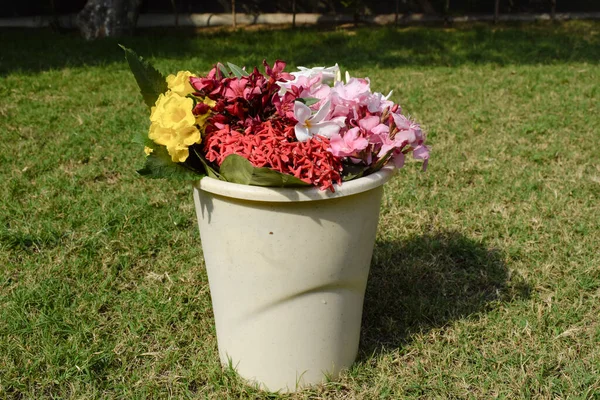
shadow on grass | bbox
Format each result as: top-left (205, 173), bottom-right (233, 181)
top-left (359, 230), bottom-right (531, 357)
top-left (0, 21), bottom-right (598, 76)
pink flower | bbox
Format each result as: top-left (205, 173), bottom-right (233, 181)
top-left (329, 127), bottom-right (369, 157)
top-left (366, 91), bottom-right (394, 114)
top-left (412, 145), bottom-right (430, 170)
top-left (330, 78), bottom-right (371, 111)
top-left (392, 113), bottom-right (426, 147)
top-left (224, 78), bottom-right (249, 100)
top-left (392, 152), bottom-right (405, 168)
top-left (394, 129), bottom-right (416, 147)
top-left (392, 113), bottom-right (411, 131)
top-left (358, 115), bottom-right (380, 132)
top-left (263, 59), bottom-right (294, 82)
top-left (369, 126), bottom-right (395, 157)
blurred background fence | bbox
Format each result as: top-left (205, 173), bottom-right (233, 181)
top-left (3, 0), bottom-right (598, 19)
top-left (2, 0), bottom-right (598, 39)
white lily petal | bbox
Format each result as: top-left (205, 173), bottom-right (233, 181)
top-left (308, 121), bottom-right (342, 138)
top-left (311, 99), bottom-right (331, 123)
top-left (384, 90), bottom-right (393, 100)
top-left (345, 71), bottom-right (351, 83)
top-left (294, 124), bottom-right (311, 142)
top-left (294, 101), bottom-right (312, 124)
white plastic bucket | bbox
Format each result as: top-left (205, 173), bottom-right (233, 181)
top-left (192, 167), bottom-right (395, 392)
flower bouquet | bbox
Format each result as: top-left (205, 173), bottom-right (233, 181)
top-left (122, 46), bottom-right (430, 392)
top-left (121, 46), bottom-right (429, 191)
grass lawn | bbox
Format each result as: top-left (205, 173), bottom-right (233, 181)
top-left (0, 21), bottom-right (599, 399)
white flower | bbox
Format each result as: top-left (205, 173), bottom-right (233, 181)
top-left (293, 100), bottom-right (344, 142)
top-left (294, 64), bottom-right (340, 83)
top-left (277, 64), bottom-right (340, 96)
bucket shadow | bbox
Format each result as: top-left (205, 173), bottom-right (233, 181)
top-left (359, 230), bottom-right (530, 356)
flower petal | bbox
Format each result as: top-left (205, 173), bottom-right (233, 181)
top-left (358, 115), bottom-right (380, 132)
top-left (394, 129), bottom-right (417, 146)
top-left (413, 145), bottom-right (430, 161)
top-left (294, 101), bottom-right (312, 124)
top-left (311, 99), bottom-right (331, 123)
top-left (308, 120), bottom-right (341, 138)
top-left (295, 124), bottom-right (312, 142)
top-left (392, 152), bottom-right (405, 168)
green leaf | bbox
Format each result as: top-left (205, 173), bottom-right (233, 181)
top-left (137, 146), bottom-right (205, 180)
top-left (132, 131), bottom-right (154, 148)
top-left (342, 162), bottom-right (369, 182)
top-left (227, 62), bottom-right (250, 78)
top-left (220, 154), bottom-right (310, 187)
top-left (297, 97), bottom-right (320, 107)
top-left (217, 62), bottom-right (229, 78)
top-left (119, 45), bottom-right (168, 108)
top-left (192, 148), bottom-right (221, 180)
top-left (219, 154), bottom-right (253, 184)
top-left (250, 167), bottom-right (310, 187)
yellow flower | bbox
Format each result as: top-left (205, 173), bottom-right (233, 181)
top-left (144, 146), bottom-right (154, 156)
top-left (196, 113), bottom-right (210, 129)
top-left (148, 91), bottom-right (200, 163)
top-left (202, 97), bottom-right (216, 108)
top-left (149, 123), bottom-right (200, 163)
top-left (195, 97), bottom-right (217, 129)
top-left (166, 70), bottom-right (197, 97)
top-left (151, 91), bottom-right (196, 130)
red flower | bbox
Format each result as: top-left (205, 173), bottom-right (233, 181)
top-left (190, 61), bottom-right (346, 190)
top-left (203, 119), bottom-right (342, 191)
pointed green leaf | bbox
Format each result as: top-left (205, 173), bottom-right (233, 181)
top-left (227, 62), bottom-right (250, 78)
top-left (137, 146), bottom-right (204, 180)
top-left (250, 167), bottom-right (310, 187)
top-left (119, 44), bottom-right (168, 108)
top-left (219, 154), bottom-right (253, 184)
top-left (220, 154), bottom-right (310, 187)
top-left (217, 62), bottom-right (229, 78)
top-left (192, 148), bottom-right (222, 180)
top-left (298, 97), bottom-right (320, 107)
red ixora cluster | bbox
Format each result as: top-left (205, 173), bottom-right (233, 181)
top-left (191, 61), bottom-right (343, 191)
top-left (204, 120), bottom-right (342, 191)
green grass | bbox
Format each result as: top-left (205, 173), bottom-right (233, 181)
top-left (1, 21), bottom-right (599, 398)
